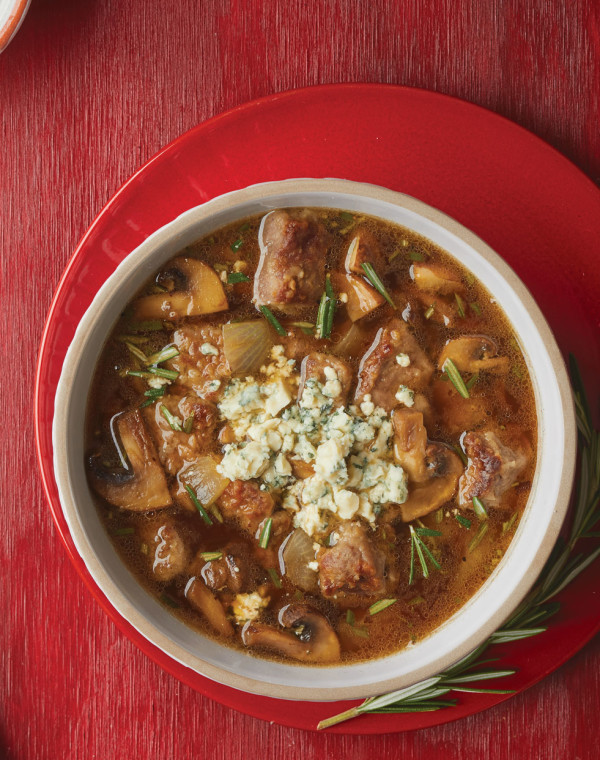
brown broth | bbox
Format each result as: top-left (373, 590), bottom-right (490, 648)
top-left (86, 208), bottom-right (537, 666)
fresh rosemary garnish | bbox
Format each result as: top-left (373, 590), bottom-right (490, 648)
top-left (361, 262), bottom-right (396, 308)
top-left (200, 551), bottom-right (223, 562)
top-left (146, 345), bottom-right (179, 365)
top-left (466, 373), bottom-right (479, 391)
top-left (184, 484), bottom-right (213, 525)
top-left (472, 496), bottom-right (488, 521)
top-left (112, 527), bottom-right (135, 536)
top-left (124, 341), bottom-right (148, 363)
top-left (318, 355), bottom-right (600, 731)
top-left (455, 514), bottom-right (472, 529)
top-left (470, 302), bottom-right (482, 316)
top-left (267, 568), bottom-right (283, 588)
top-left (454, 292), bottom-right (466, 318)
top-left (160, 404), bottom-right (183, 432)
top-left (230, 237), bottom-right (244, 252)
top-left (443, 358), bottom-right (470, 399)
top-left (259, 305), bottom-right (287, 336)
top-left (409, 525), bottom-right (441, 584)
top-left (183, 415), bottom-right (194, 434)
top-left (424, 304), bottom-right (435, 320)
top-left (259, 517), bottom-right (273, 549)
top-left (148, 366), bottom-right (179, 380)
top-left (227, 272), bottom-right (250, 284)
top-left (369, 599), bottom-right (397, 616)
top-left (468, 521), bottom-right (489, 552)
top-left (316, 275), bottom-right (336, 339)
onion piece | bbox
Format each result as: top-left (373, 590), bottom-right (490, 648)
top-left (222, 320), bottom-right (273, 375)
top-left (331, 322), bottom-right (367, 359)
top-left (177, 456), bottom-right (229, 509)
top-left (280, 529), bottom-right (319, 593)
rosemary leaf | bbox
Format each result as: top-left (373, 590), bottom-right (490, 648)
top-left (259, 305), bottom-right (287, 336)
top-left (361, 262), bottom-right (396, 308)
top-left (443, 358), bottom-right (470, 399)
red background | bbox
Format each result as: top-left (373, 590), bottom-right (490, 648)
top-left (2, 1), bottom-right (600, 758)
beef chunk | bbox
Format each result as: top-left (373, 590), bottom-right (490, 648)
top-left (318, 522), bottom-right (387, 603)
top-left (298, 352), bottom-right (353, 405)
top-left (355, 318), bottom-right (434, 411)
top-left (169, 324), bottom-right (230, 400)
top-left (216, 480), bottom-right (275, 536)
top-left (459, 430), bottom-right (528, 508)
top-left (144, 395), bottom-right (218, 475)
top-left (254, 209), bottom-right (328, 312)
top-left (200, 542), bottom-right (251, 594)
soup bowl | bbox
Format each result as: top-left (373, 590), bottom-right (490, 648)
top-left (53, 178), bottom-right (576, 701)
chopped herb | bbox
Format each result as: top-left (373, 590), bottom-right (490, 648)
top-left (258, 517), bottom-right (273, 549)
top-left (316, 275), bottom-right (336, 339)
top-left (369, 598), bottom-right (397, 615)
top-left (409, 525), bottom-right (441, 584)
top-left (123, 342), bottom-right (149, 362)
top-left (424, 304), bottom-right (435, 319)
top-left (468, 521), bottom-right (489, 553)
top-left (465, 272), bottom-right (476, 286)
top-left (339, 211), bottom-right (354, 222)
top-left (144, 387), bottom-right (166, 398)
top-left (291, 321), bottom-right (315, 335)
top-left (443, 358), bottom-right (470, 399)
top-left (259, 305), bottom-right (287, 336)
top-left (227, 271), bottom-right (250, 285)
top-left (435, 508), bottom-right (444, 524)
top-left (453, 444), bottom-right (468, 466)
top-left (472, 496), bottom-right (488, 521)
top-left (455, 293), bottom-right (466, 318)
top-left (117, 334), bottom-right (150, 345)
top-left (184, 484), bottom-right (212, 525)
top-left (146, 345), bottom-right (179, 365)
top-left (408, 596), bottom-right (425, 606)
top-left (456, 514), bottom-right (472, 529)
top-left (129, 319), bottom-right (164, 332)
top-left (183, 415), bottom-right (194, 434)
top-left (230, 237), bottom-right (244, 252)
top-left (200, 551), bottom-right (223, 562)
top-left (361, 262), bottom-right (396, 308)
top-left (470, 302), bottom-right (482, 316)
top-left (502, 513), bottom-right (519, 534)
top-left (209, 503), bottom-right (224, 524)
top-left (160, 404), bottom-right (183, 431)
top-left (112, 527), bottom-right (135, 536)
top-left (148, 366), bottom-right (179, 380)
top-left (466, 374), bottom-right (479, 391)
top-left (350, 627), bottom-right (370, 639)
top-left (139, 398), bottom-right (155, 409)
top-left (160, 593), bottom-right (180, 609)
top-left (415, 527), bottom-right (442, 537)
top-left (346, 610), bottom-right (356, 625)
top-left (238, 222), bottom-right (250, 232)
top-left (126, 369), bottom-right (152, 378)
top-left (409, 250), bottom-right (426, 262)
top-left (267, 568), bottom-right (283, 588)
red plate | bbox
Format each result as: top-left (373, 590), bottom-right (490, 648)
top-left (35, 84), bottom-right (600, 733)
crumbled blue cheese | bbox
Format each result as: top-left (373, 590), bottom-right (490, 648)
top-left (395, 384), bottom-right (415, 407)
top-left (207, 379), bottom-right (221, 392)
top-left (396, 353), bottom-right (411, 367)
top-left (200, 342), bottom-right (219, 356)
top-left (216, 345), bottom-right (407, 537)
top-left (147, 375), bottom-right (171, 389)
top-left (232, 592), bottom-right (270, 624)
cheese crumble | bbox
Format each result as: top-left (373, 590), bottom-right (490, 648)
top-left (216, 346), bottom-right (408, 537)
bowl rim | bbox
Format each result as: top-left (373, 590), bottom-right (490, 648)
top-left (52, 178), bottom-right (576, 701)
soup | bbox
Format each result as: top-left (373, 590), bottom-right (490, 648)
top-left (85, 208), bottom-right (536, 664)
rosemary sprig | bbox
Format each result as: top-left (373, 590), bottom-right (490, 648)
top-left (318, 355), bottom-right (599, 730)
top-left (408, 525), bottom-right (441, 584)
top-left (361, 262), bottom-right (396, 309)
top-left (316, 275), bottom-right (336, 339)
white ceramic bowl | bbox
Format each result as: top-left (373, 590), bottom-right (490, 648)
top-left (53, 179), bottom-right (576, 701)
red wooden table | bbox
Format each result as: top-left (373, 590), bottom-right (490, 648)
top-left (2, 2), bottom-right (600, 758)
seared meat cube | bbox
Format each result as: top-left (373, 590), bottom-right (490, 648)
top-left (169, 324), bottom-right (230, 400)
top-left (459, 430), bottom-right (528, 508)
top-left (199, 543), bottom-right (251, 594)
top-left (298, 352), bottom-right (353, 405)
top-left (344, 225), bottom-right (386, 275)
top-left (144, 394), bottom-right (218, 475)
top-left (139, 518), bottom-right (192, 582)
top-left (355, 318), bottom-right (434, 411)
top-left (216, 479), bottom-right (275, 536)
top-left (254, 209), bottom-right (328, 312)
top-left (318, 522), bottom-right (387, 603)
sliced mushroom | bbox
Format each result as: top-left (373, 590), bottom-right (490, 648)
top-left (241, 604), bottom-right (340, 662)
top-left (88, 410), bottom-right (172, 511)
top-left (396, 443), bottom-right (463, 522)
top-left (184, 575), bottom-right (234, 637)
top-left (134, 257), bottom-right (228, 319)
top-left (392, 408), bottom-right (429, 483)
top-left (438, 336), bottom-right (509, 375)
top-left (330, 272), bottom-right (385, 322)
top-left (139, 519), bottom-right (192, 581)
top-left (411, 262), bottom-right (463, 294)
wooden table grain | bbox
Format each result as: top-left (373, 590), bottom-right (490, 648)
top-left (2, 1), bottom-right (599, 758)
